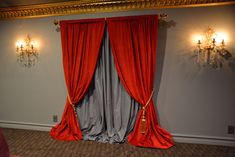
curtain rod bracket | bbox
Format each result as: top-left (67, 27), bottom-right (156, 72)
top-left (159, 13), bottom-right (168, 20)
top-left (54, 19), bottom-right (59, 26)
top-left (54, 19), bottom-right (60, 32)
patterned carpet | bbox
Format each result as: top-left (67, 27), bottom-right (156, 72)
top-left (2, 128), bottom-right (235, 157)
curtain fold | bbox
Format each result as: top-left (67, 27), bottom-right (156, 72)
top-left (50, 19), bottom-right (105, 141)
top-left (76, 30), bottom-right (139, 143)
top-left (107, 15), bottom-right (174, 149)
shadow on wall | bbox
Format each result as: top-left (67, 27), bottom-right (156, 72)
top-left (228, 55), bottom-right (235, 74)
top-left (153, 19), bottom-right (176, 129)
top-left (180, 42), bottom-right (235, 77)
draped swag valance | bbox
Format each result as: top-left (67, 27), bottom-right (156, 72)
top-left (50, 15), bottom-right (174, 149)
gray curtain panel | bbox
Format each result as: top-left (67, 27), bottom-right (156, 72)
top-left (76, 30), bottom-right (140, 143)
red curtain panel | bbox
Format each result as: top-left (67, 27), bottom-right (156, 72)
top-left (50, 19), bottom-right (105, 140)
top-left (107, 15), bottom-right (174, 149)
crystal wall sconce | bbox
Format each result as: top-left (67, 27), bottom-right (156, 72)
top-left (194, 27), bottom-right (231, 69)
top-left (16, 35), bottom-right (39, 67)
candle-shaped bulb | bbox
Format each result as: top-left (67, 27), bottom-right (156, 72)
top-left (221, 39), bottom-right (225, 45)
top-left (197, 40), bottom-right (201, 45)
top-left (30, 41), bottom-right (36, 50)
top-left (212, 38), bottom-right (216, 43)
top-left (221, 39), bottom-right (225, 49)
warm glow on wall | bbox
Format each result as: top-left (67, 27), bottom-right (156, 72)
top-left (192, 30), bottom-right (228, 45)
top-left (15, 35), bottom-right (39, 68)
top-left (16, 40), bottom-right (25, 48)
top-left (215, 32), bottom-right (229, 43)
top-left (192, 27), bottom-right (231, 69)
top-left (192, 34), bottom-right (203, 44)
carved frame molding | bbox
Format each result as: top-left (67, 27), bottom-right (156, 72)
top-left (0, 0), bottom-right (235, 20)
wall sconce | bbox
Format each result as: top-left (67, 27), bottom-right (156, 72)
top-left (16, 35), bottom-right (38, 67)
top-left (194, 27), bottom-right (231, 69)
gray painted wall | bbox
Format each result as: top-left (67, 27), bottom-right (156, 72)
top-left (0, 4), bottom-right (235, 145)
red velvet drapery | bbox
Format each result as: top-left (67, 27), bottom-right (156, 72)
top-left (50, 19), bottom-right (105, 140)
top-left (107, 15), bottom-right (174, 149)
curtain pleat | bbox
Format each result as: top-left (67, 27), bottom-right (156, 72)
top-left (107, 15), bottom-right (174, 149)
top-left (76, 30), bottom-right (139, 143)
top-left (50, 15), bottom-right (174, 149)
top-left (50, 19), bottom-right (105, 141)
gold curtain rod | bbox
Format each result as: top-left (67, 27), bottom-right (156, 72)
top-left (53, 13), bottom-right (168, 26)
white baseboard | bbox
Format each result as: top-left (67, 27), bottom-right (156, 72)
top-left (172, 133), bottom-right (235, 147)
top-left (0, 120), bottom-right (54, 132)
top-left (0, 120), bottom-right (234, 147)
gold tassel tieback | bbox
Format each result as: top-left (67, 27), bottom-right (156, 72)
top-left (141, 107), bottom-right (146, 134)
top-left (140, 90), bottom-right (154, 134)
top-left (67, 95), bottom-right (78, 117)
